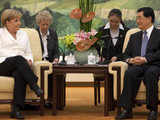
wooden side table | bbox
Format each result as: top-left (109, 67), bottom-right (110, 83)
top-left (52, 64), bottom-right (110, 116)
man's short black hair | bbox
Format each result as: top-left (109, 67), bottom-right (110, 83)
top-left (137, 7), bottom-right (155, 23)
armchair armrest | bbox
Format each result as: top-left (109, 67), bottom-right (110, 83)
top-left (109, 61), bottom-right (128, 81)
top-left (108, 61), bottom-right (128, 99)
top-left (32, 61), bottom-right (52, 99)
top-left (32, 61), bottom-right (53, 79)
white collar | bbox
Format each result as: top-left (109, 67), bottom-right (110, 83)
top-left (104, 22), bottom-right (124, 30)
top-left (144, 25), bottom-right (154, 39)
top-left (4, 27), bottom-right (18, 41)
top-left (40, 29), bottom-right (49, 37)
top-left (145, 25), bottom-right (154, 34)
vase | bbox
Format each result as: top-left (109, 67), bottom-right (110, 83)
top-left (74, 48), bottom-right (98, 64)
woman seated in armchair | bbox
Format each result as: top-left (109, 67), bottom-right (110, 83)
top-left (0, 9), bottom-right (43, 119)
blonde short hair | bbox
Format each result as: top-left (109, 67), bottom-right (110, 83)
top-left (1, 9), bottom-right (22, 27)
top-left (36, 10), bottom-right (53, 25)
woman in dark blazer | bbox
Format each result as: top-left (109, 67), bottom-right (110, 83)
top-left (97, 9), bottom-right (129, 63)
top-left (36, 10), bottom-right (63, 108)
top-left (94, 9), bottom-right (129, 110)
top-left (36, 10), bottom-right (59, 62)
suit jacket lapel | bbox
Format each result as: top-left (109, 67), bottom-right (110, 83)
top-left (136, 31), bottom-right (143, 56)
top-left (47, 29), bottom-right (52, 53)
top-left (146, 27), bottom-right (156, 51)
top-left (102, 29), bottom-right (110, 38)
top-left (37, 28), bottom-right (44, 54)
top-left (114, 29), bottom-right (124, 48)
top-left (136, 28), bottom-right (156, 56)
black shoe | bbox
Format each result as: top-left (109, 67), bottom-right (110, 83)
top-left (109, 99), bottom-right (116, 111)
top-left (45, 102), bottom-right (64, 110)
top-left (147, 111), bottom-right (158, 120)
top-left (115, 109), bottom-right (133, 120)
top-left (45, 102), bottom-right (52, 109)
top-left (21, 104), bottom-right (39, 111)
top-left (10, 105), bottom-right (24, 119)
top-left (32, 84), bottom-right (43, 97)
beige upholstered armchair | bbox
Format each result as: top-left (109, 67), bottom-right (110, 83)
top-left (108, 28), bottom-right (141, 113)
top-left (0, 28), bottom-right (52, 115)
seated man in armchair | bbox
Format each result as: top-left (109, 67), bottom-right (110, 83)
top-left (116, 7), bottom-right (160, 120)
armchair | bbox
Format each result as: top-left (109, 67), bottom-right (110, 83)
top-left (108, 28), bottom-right (141, 113)
top-left (94, 29), bottom-right (141, 108)
top-left (0, 28), bottom-right (52, 115)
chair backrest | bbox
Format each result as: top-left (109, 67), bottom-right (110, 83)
top-left (122, 28), bottom-right (141, 53)
top-left (20, 28), bottom-right (42, 61)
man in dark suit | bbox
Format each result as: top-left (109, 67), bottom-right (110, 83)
top-left (36, 10), bottom-right (65, 109)
top-left (116, 7), bottom-right (160, 120)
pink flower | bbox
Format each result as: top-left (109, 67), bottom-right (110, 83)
top-left (90, 29), bottom-right (97, 36)
top-left (73, 29), bottom-right (98, 51)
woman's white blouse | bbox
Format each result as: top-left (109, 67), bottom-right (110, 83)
top-left (0, 27), bottom-right (33, 63)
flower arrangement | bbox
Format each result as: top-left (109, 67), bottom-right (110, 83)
top-left (68, 0), bottom-right (99, 52)
top-left (61, 29), bottom-right (97, 52)
top-left (59, 0), bottom-right (103, 64)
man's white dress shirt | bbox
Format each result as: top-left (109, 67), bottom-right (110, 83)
top-left (0, 27), bottom-right (33, 63)
top-left (143, 25), bottom-right (154, 40)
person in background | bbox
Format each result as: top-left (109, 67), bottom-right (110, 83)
top-left (97, 8), bottom-right (129, 63)
top-left (94, 8), bottom-right (129, 110)
top-left (36, 10), bottom-right (64, 109)
top-left (116, 7), bottom-right (160, 120)
top-left (0, 9), bottom-right (43, 119)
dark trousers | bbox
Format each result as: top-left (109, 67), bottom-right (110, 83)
top-left (0, 56), bottom-right (38, 107)
top-left (119, 64), bottom-right (160, 111)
